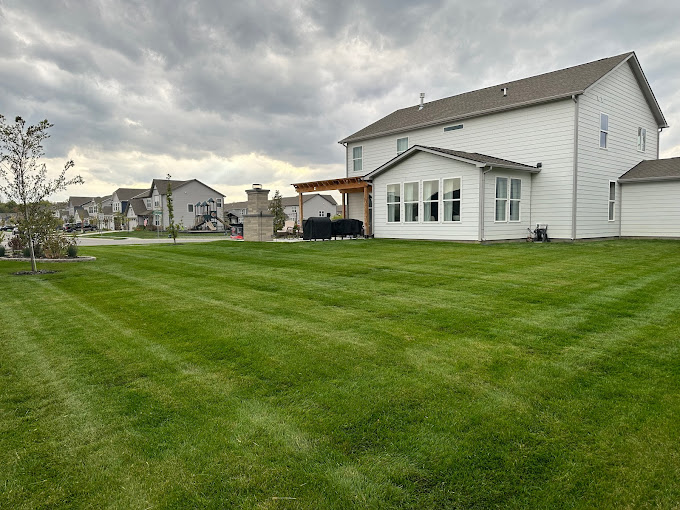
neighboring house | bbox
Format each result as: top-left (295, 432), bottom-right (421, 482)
top-left (298, 51), bottom-right (672, 241)
top-left (225, 193), bottom-right (337, 225)
top-left (111, 188), bottom-right (147, 229)
top-left (132, 179), bottom-right (227, 231)
top-left (67, 196), bottom-right (95, 221)
top-left (126, 198), bottom-right (151, 230)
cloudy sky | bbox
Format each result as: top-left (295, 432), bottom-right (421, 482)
top-left (1, 0), bottom-right (679, 203)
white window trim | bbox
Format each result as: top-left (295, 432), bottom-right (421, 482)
top-left (396, 137), bottom-right (409, 155)
top-left (608, 181), bottom-right (616, 222)
top-left (442, 177), bottom-right (462, 223)
top-left (352, 146), bottom-right (363, 173)
top-left (494, 177), bottom-right (508, 223)
top-left (422, 179), bottom-right (440, 223)
top-left (600, 112), bottom-right (609, 149)
top-left (403, 181), bottom-right (418, 223)
top-left (637, 127), bottom-right (646, 152)
top-left (187, 204), bottom-right (194, 213)
top-left (386, 182), bottom-right (401, 223)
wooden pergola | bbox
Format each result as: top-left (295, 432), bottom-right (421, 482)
top-left (292, 176), bottom-right (372, 235)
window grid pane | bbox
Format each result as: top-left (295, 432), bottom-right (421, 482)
top-left (496, 177), bottom-right (508, 199)
top-left (495, 200), bottom-right (507, 221)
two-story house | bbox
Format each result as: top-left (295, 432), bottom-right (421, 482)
top-left (294, 52), bottom-right (674, 241)
top-left (111, 188), bottom-right (147, 229)
top-left (130, 179), bottom-right (227, 231)
top-left (225, 193), bottom-right (338, 226)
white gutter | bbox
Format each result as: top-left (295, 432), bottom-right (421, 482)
top-left (479, 166), bottom-right (494, 242)
top-left (571, 94), bottom-right (579, 241)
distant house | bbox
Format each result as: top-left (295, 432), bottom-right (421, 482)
top-left (111, 188), bottom-right (147, 229)
top-left (67, 196), bottom-right (95, 221)
top-left (224, 193), bottom-right (337, 225)
top-left (130, 179), bottom-right (227, 231)
top-left (293, 52), bottom-right (675, 240)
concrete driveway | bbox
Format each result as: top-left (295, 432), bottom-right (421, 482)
top-left (76, 234), bottom-right (231, 246)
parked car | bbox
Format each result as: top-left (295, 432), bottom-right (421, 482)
top-left (81, 224), bottom-right (98, 232)
top-left (0, 225), bottom-right (15, 231)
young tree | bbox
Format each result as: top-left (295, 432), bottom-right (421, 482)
top-left (269, 190), bottom-right (286, 232)
top-left (166, 173), bottom-right (179, 244)
top-left (0, 116), bottom-right (83, 272)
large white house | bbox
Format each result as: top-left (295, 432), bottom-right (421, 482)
top-left (295, 52), bottom-right (675, 241)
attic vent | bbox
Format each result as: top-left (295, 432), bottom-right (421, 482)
top-left (444, 124), bottom-right (463, 132)
top-left (418, 92), bottom-right (425, 110)
top-left (501, 87), bottom-right (508, 97)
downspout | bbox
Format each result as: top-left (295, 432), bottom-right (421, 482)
top-left (479, 166), bottom-right (493, 242)
top-left (571, 94), bottom-right (579, 241)
top-left (657, 127), bottom-right (664, 160)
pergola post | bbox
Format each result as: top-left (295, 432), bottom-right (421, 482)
top-left (363, 185), bottom-right (370, 237)
top-left (298, 192), bottom-right (303, 229)
top-left (342, 193), bottom-right (346, 219)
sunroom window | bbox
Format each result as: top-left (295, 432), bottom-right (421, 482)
top-left (387, 184), bottom-right (400, 222)
top-left (443, 178), bottom-right (461, 221)
top-left (423, 180), bottom-right (439, 222)
top-left (404, 182), bottom-right (418, 222)
top-left (509, 179), bottom-right (521, 221)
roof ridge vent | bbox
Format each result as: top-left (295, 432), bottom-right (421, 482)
top-left (418, 92), bottom-right (425, 110)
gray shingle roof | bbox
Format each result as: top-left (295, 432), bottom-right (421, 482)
top-left (364, 145), bottom-right (539, 180)
top-left (128, 198), bottom-right (150, 215)
top-left (619, 158), bottom-right (680, 182)
top-left (114, 188), bottom-right (147, 201)
top-left (340, 52), bottom-right (665, 144)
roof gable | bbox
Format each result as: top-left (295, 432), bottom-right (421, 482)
top-left (341, 52), bottom-right (666, 143)
top-left (364, 145), bottom-right (539, 180)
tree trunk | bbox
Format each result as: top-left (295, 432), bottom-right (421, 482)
top-left (24, 211), bottom-right (37, 272)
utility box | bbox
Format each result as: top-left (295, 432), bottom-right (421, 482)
top-left (243, 184), bottom-right (274, 242)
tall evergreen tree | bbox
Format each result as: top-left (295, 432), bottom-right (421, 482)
top-left (269, 190), bottom-right (286, 232)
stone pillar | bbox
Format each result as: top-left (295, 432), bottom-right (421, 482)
top-left (243, 184), bottom-right (274, 242)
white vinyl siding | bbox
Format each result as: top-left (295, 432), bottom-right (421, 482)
top-left (346, 98), bottom-right (575, 238)
top-left (576, 60), bottom-right (658, 238)
top-left (621, 181), bottom-right (680, 237)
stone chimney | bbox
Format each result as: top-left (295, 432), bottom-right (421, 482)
top-left (243, 184), bottom-right (274, 242)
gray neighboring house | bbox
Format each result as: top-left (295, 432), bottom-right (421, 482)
top-left (131, 179), bottom-right (227, 231)
top-left (67, 196), bottom-right (95, 221)
top-left (314, 51), bottom-right (677, 241)
top-left (111, 188), bottom-right (147, 229)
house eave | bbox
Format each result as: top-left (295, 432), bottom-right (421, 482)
top-left (618, 175), bottom-right (680, 184)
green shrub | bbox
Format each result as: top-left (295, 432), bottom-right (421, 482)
top-left (67, 243), bottom-right (78, 258)
top-left (22, 246), bottom-right (31, 257)
top-left (0, 246), bottom-right (5, 257)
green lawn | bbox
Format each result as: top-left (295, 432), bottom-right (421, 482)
top-left (1, 239), bottom-right (679, 509)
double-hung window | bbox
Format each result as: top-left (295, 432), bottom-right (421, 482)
top-left (608, 181), bottom-right (616, 221)
top-left (509, 179), bottom-right (521, 221)
top-left (600, 113), bottom-right (609, 148)
top-left (637, 127), bottom-right (646, 152)
top-left (443, 178), bottom-right (461, 222)
top-left (352, 146), bottom-right (363, 172)
top-left (495, 177), bottom-right (508, 221)
top-left (387, 184), bottom-right (400, 222)
top-left (423, 180), bottom-right (439, 222)
top-left (397, 137), bottom-right (408, 155)
top-left (404, 182), bottom-right (418, 222)
top-left (495, 177), bottom-right (521, 221)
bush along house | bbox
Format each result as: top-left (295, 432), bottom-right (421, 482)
top-left (294, 52), bottom-right (675, 241)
